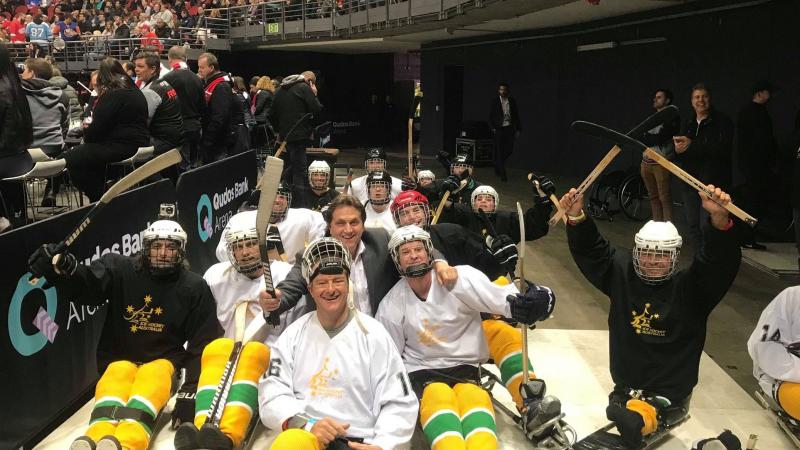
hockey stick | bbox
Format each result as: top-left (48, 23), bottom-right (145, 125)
top-left (205, 300), bottom-right (248, 427)
top-left (431, 178), bottom-right (467, 225)
top-left (256, 156), bottom-right (285, 326)
top-left (528, 173), bottom-right (566, 224)
top-left (572, 121), bottom-right (757, 227)
top-left (548, 106), bottom-right (680, 226)
top-left (407, 119), bottom-right (414, 179)
top-left (273, 113), bottom-right (313, 159)
top-left (342, 168), bottom-right (354, 194)
top-left (515, 201), bottom-right (530, 393)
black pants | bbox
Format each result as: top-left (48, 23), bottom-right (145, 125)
top-left (493, 126), bottom-right (516, 180)
top-left (408, 365), bottom-right (481, 399)
top-left (284, 139), bottom-right (311, 208)
top-left (0, 152), bottom-right (34, 226)
top-left (180, 124), bottom-right (201, 171)
top-left (740, 164), bottom-right (770, 244)
top-left (65, 142), bottom-right (138, 202)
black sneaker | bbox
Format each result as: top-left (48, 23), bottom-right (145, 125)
top-left (197, 423), bottom-right (234, 450)
top-left (174, 422), bottom-right (200, 450)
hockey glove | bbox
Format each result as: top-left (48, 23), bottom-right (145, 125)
top-left (442, 175), bottom-right (462, 195)
top-left (531, 174), bottom-right (556, 205)
top-left (486, 234), bottom-right (518, 274)
top-left (436, 150), bottom-right (452, 171)
top-left (171, 390), bottom-right (196, 430)
top-left (28, 243), bottom-right (77, 286)
top-left (401, 175), bottom-right (417, 192)
top-left (507, 284), bottom-right (555, 325)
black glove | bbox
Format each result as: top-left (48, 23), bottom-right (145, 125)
top-left (507, 284), bottom-right (555, 325)
top-left (436, 150), bottom-right (451, 171)
top-left (171, 390), bottom-right (196, 430)
top-left (788, 342), bottom-right (800, 358)
top-left (28, 243), bottom-right (77, 285)
top-left (401, 175), bottom-right (417, 192)
top-left (487, 234), bottom-right (517, 273)
top-left (442, 175), bottom-right (461, 194)
top-left (531, 174), bottom-right (556, 204)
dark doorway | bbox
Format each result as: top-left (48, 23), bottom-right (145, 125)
top-left (442, 65), bottom-right (464, 155)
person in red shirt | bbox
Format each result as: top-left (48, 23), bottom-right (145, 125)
top-left (8, 14), bottom-right (26, 43)
top-left (139, 23), bottom-right (163, 52)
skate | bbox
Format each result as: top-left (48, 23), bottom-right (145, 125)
top-left (69, 435), bottom-right (97, 450)
top-left (754, 389), bottom-right (800, 448)
top-left (573, 408), bottom-right (690, 450)
top-left (197, 423), bottom-right (234, 450)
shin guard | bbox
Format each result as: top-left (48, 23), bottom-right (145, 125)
top-left (777, 381), bottom-right (800, 420)
top-left (115, 359), bottom-right (174, 450)
top-left (421, 382), bottom-right (466, 450)
top-left (454, 383), bottom-right (497, 450)
top-left (219, 342), bottom-right (270, 446)
top-left (269, 428), bottom-right (319, 450)
top-left (481, 320), bottom-right (534, 410)
top-left (195, 338), bottom-right (235, 428)
top-left (86, 361), bottom-right (139, 443)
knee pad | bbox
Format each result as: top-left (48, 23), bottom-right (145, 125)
top-left (481, 320), bottom-right (533, 409)
top-left (219, 342), bottom-right (270, 447)
top-left (127, 359), bottom-right (175, 430)
top-left (626, 399), bottom-right (658, 436)
top-left (196, 338), bottom-right (235, 428)
top-left (454, 383), bottom-right (497, 450)
top-left (87, 361), bottom-right (139, 441)
top-left (269, 428), bottom-right (319, 450)
top-left (421, 382), bottom-right (465, 450)
top-left (777, 381), bottom-right (800, 420)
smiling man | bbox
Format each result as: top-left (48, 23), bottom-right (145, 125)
top-left (258, 237), bottom-right (418, 450)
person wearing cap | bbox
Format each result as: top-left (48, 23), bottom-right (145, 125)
top-left (736, 80), bottom-right (778, 250)
top-left (258, 237), bottom-right (418, 450)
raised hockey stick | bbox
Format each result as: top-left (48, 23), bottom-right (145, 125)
top-left (342, 168), bottom-right (354, 194)
top-left (528, 173), bottom-right (566, 224)
top-left (273, 113), bottom-right (313, 159)
top-left (205, 300), bottom-right (248, 427)
top-left (515, 201), bottom-right (530, 391)
top-left (431, 191), bottom-right (450, 225)
top-left (572, 120), bottom-right (757, 227)
top-left (548, 105), bottom-right (680, 226)
top-left (256, 156), bottom-right (285, 326)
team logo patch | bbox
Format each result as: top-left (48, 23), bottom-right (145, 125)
top-left (124, 294), bottom-right (165, 333)
top-left (630, 303), bottom-right (665, 337)
top-left (309, 357), bottom-right (343, 399)
top-left (418, 319), bottom-right (445, 346)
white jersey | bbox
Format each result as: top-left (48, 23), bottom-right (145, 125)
top-left (259, 312), bottom-right (418, 449)
top-left (364, 204), bottom-right (397, 234)
top-left (350, 175), bottom-right (402, 205)
top-left (748, 286), bottom-right (800, 395)
top-left (376, 265), bottom-right (517, 374)
top-left (203, 260), bottom-right (308, 346)
top-left (216, 208), bottom-right (326, 265)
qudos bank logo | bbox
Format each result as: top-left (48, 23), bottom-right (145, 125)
top-left (8, 274), bottom-right (58, 356)
top-left (197, 193), bottom-right (214, 242)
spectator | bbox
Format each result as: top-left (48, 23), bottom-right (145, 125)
top-left (248, 74), bottom-right (258, 97)
top-left (26, 13), bottom-right (51, 56)
top-left (154, 18), bottom-right (169, 38)
top-left (134, 50), bottom-right (183, 155)
top-left (232, 74), bottom-right (254, 148)
top-left (179, 8), bottom-right (195, 30)
top-left (64, 57), bottom-right (149, 202)
top-left (488, 81), bottom-right (521, 182)
top-left (8, 14), bottom-right (27, 43)
top-left (56, 14), bottom-right (81, 41)
top-left (138, 23), bottom-right (162, 51)
top-left (50, 66), bottom-right (83, 122)
top-left (163, 44), bottom-right (203, 170)
top-left (639, 88), bottom-right (679, 222)
top-left (251, 75), bottom-right (274, 148)
top-left (0, 43), bottom-right (35, 231)
top-left (77, 12), bottom-right (92, 35)
top-left (122, 60), bottom-right (135, 80)
top-left (197, 51), bottom-right (244, 163)
top-left (112, 15), bottom-right (129, 38)
top-left (674, 83), bottom-right (734, 250)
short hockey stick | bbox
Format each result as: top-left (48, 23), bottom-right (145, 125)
top-left (528, 173), bottom-right (566, 224)
top-left (256, 156), bottom-right (285, 326)
top-left (516, 202), bottom-right (530, 389)
top-left (205, 300), bottom-right (248, 426)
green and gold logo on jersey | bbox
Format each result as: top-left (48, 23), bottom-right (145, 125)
top-left (310, 357), bottom-right (343, 399)
top-left (630, 303), bottom-right (665, 337)
top-left (124, 294), bottom-right (165, 333)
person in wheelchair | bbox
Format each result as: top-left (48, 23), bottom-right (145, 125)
top-left (375, 226), bottom-right (556, 449)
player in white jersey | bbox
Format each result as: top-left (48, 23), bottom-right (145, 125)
top-left (259, 238), bottom-right (418, 450)
top-left (217, 183), bottom-right (326, 264)
top-left (364, 170), bottom-right (397, 234)
top-left (350, 148), bottom-right (402, 204)
top-left (375, 226), bottom-right (556, 450)
top-left (748, 286), bottom-right (800, 422)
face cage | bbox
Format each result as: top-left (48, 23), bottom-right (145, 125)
top-left (270, 192), bottom-right (292, 223)
top-left (392, 201), bottom-right (431, 227)
top-left (451, 163), bottom-right (472, 176)
top-left (143, 238), bottom-right (186, 274)
top-left (368, 181), bottom-right (392, 205)
top-left (632, 247), bottom-right (680, 284)
top-left (302, 239), bottom-right (352, 284)
top-left (226, 236), bottom-right (263, 276)
top-left (364, 158), bottom-right (386, 171)
top-left (472, 194), bottom-right (497, 214)
top-left (308, 170), bottom-right (330, 190)
top-left (390, 238), bottom-right (434, 278)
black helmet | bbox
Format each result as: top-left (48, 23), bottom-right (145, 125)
top-left (366, 170), bottom-right (393, 205)
top-left (364, 147), bottom-right (387, 170)
top-left (452, 153), bottom-right (474, 167)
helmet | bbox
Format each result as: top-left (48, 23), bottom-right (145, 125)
top-left (632, 220), bottom-right (682, 284)
top-left (224, 220), bottom-right (262, 276)
top-left (417, 170), bottom-right (435, 183)
top-left (388, 225), bottom-right (434, 278)
top-left (270, 181), bottom-right (293, 223)
top-left (366, 170), bottom-right (392, 206)
top-left (308, 160), bottom-right (331, 190)
top-left (301, 237), bottom-right (352, 284)
top-left (364, 147), bottom-right (387, 171)
top-left (142, 220), bottom-right (187, 275)
top-left (471, 185), bottom-right (499, 214)
top-left (451, 153), bottom-right (474, 176)
top-left (391, 190), bottom-right (431, 227)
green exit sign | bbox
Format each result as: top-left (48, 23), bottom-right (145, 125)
top-left (266, 23), bottom-right (280, 34)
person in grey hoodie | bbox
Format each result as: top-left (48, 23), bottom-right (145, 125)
top-left (50, 67), bottom-right (83, 123)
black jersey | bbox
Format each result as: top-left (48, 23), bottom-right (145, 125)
top-left (441, 202), bottom-right (552, 244)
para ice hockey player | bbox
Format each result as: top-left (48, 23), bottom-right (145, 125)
top-left (28, 220), bottom-right (222, 450)
top-left (364, 170), bottom-right (397, 234)
top-left (259, 237), bottom-right (419, 450)
top-left (350, 147), bottom-right (402, 204)
top-left (375, 225), bottom-right (556, 449)
top-left (561, 184), bottom-right (741, 448)
top-left (303, 160), bottom-right (340, 212)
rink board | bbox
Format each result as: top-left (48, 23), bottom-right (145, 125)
top-left (37, 329), bottom-right (795, 449)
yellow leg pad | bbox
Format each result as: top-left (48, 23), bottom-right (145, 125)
top-left (195, 338), bottom-right (235, 428)
top-left (421, 382), bottom-right (466, 450)
top-left (454, 383), bottom-right (497, 450)
top-left (777, 382), bottom-right (800, 420)
top-left (219, 342), bottom-right (270, 447)
top-left (269, 428), bottom-right (320, 450)
top-left (481, 320), bottom-right (534, 410)
top-left (116, 359), bottom-right (174, 450)
top-left (86, 360), bottom-right (138, 442)
top-left (626, 399), bottom-right (658, 436)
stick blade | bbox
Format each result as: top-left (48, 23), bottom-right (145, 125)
top-left (627, 104), bottom-right (679, 136)
top-left (99, 148), bottom-right (182, 204)
top-left (571, 121), bottom-right (646, 151)
top-left (256, 156), bottom-right (285, 250)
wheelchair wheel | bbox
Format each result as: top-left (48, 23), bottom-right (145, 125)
top-left (619, 174), bottom-right (651, 221)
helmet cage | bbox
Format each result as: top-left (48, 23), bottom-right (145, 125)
top-left (270, 189), bottom-right (292, 223)
top-left (302, 237), bottom-right (352, 284)
top-left (391, 200), bottom-right (431, 227)
top-left (389, 226), bottom-right (434, 278)
top-left (225, 227), bottom-right (263, 275)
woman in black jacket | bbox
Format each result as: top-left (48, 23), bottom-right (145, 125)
top-left (0, 43), bottom-right (34, 230)
top-left (64, 58), bottom-right (150, 202)
top-left (251, 75), bottom-right (274, 148)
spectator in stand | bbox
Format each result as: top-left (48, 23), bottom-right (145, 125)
top-left (112, 15), bottom-right (129, 38)
top-left (122, 60), bottom-right (135, 80)
top-left (152, 1), bottom-right (173, 28)
top-left (134, 50), bottom-right (183, 156)
top-left (179, 8), bottom-right (195, 31)
top-left (77, 12), bottom-right (92, 35)
top-left (248, 75), bottom-right (259, 97)
top-left (8, 14), bottom-right (27, 43)
top-left (50, 67), bottom-right (83, 123)
top-left (197, 52), bottom-right (244, 163)
top-left (26, 13), bottom-right (51, 56)
top-left (154, 18), bottom-right (169, 38)
top-left (55, 13), bottom-right (80, 41)
top-left (138, 23), bottom-right (162, 51)
top-left (163, 45), bottom-right (203, 170)
top-left (64, 57), bottom-right (149, 202)
top-left (0, 43), bottom-right (35, 231)
top-left (251, 75), bottom-right (274, 148)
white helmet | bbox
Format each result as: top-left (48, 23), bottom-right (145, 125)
top-left (632, 220), bottom-right (682, 284)
top-left (418, 170), bottom-right (435, 183)
top-left (308, 160), bottom-right (331, 190)
top-left (225, 224), bottom-right (262, 276)
top-left (301, 237), bottom-right (352, 284)
top-left (388, 225), bottom-right (434, 278)
top-left (471, 185), bottom-right (499, 214)
top-left (142, 220), bottom-right (187, 274)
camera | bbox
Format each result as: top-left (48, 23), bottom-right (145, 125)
top-left (159, 203), bottom-right (176, 220)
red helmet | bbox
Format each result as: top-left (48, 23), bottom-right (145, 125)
top-left (391, 190), bottom-right (431, 227)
